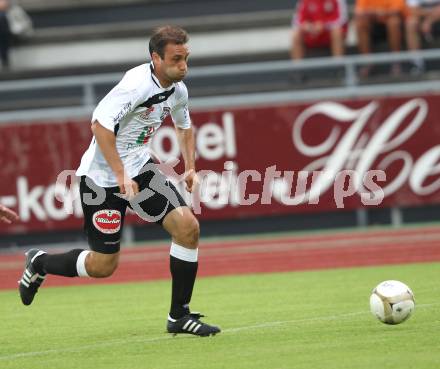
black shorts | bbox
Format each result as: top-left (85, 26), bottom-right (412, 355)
top-left (79, 160), bottom-right (187, 254)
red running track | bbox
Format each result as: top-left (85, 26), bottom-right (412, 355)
top-left (1, 226), bottom-right (439, 290)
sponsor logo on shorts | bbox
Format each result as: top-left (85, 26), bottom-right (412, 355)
top-left (92, 210), bottom-right (121, 234)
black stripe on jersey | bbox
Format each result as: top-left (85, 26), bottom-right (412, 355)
top-left (137, 88), bottom-right (175, 109)
top-left (114, 123), bottom-right (120, 136)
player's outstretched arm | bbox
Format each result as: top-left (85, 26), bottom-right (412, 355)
top-left (0, 204), bottom-right (19, 224)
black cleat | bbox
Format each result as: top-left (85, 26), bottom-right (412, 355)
top-left (18, 249), bottom-right (47, 306)
top-left (167, 312), bottom-right (221, 337)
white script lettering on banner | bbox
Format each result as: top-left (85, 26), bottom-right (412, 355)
top-left (290, 98), bottom-right (439, 204)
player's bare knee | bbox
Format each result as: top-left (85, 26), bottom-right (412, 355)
top-left (175, 216), bottom-right (199, 248)
top-left (86, 252), bottom-right (119, 278)
top-left (95, 262), bottom-right (118, 278)
top-left (187, 217), bottom-right (200, 246)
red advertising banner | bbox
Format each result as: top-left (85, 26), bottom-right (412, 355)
top-left (1, 94), bottom-right (439, 235)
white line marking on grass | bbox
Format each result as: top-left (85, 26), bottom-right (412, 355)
top-left (0, 335), bottom-right (175, 361)
top-left (0, 303), bottom-right (437, 362)
top-left (223, 303), bottom-right (438, 334)
top-left (223, 311), bottom-right (366, 334)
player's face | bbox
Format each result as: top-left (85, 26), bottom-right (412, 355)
top-left (154, 43), bottom-right (190, 85)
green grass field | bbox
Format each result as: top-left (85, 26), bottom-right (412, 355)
top-left (1, 263), bottom-right (439, 369)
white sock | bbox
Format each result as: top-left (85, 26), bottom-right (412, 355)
top-left (76, 250), bottom-right (91, 277)
top-left (170, 242), bottom-right (198, 262)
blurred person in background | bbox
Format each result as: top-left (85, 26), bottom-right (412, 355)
top-left (355, 0), bottom-right (407, 76)
top-left (0, 0), bottom-right (11, 69)
top-left (405, 0), bottom-right (440, 73)
top-left (290, 0), bottom-right (348, 60)
top-left (0, 203), bottom-right (18, 224)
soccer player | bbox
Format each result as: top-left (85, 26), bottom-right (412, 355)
top-left (0, 204), bottom-right (18, 223)
top-left (18, 25), bottom-right (221, 337)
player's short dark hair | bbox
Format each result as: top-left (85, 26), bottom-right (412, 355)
top-left (149, 25), bottom-right (189, 59)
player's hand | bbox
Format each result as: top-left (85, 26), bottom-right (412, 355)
top-left (117, 173), bottom-right (139, 200)
top-left (184, 169), bottom-right (199, 193)
top-left (0, 204), bottom-right (19, 224)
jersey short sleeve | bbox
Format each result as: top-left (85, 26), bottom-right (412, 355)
top-left (91, 75), bottom-right (142, 132)
top-left (171, 84), bottom-right (192, 129)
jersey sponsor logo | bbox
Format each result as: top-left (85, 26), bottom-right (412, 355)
top-left (160, 107), bottom-right (171, 122)
top-left (127, 126), bottom-right (157, 150)
top-left (136, 126), bottom-right (156, 144)
top-left (92, 210), bottom-right (121, 234)
top-left (139, 106), bottom-right (155, 121)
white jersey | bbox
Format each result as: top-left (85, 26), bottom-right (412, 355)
top-left (76, 62), bottom-right (191, 187)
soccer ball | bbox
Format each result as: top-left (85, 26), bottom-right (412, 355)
top-left (369, 280), bottom-right (415, 325)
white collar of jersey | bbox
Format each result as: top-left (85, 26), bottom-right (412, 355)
top-left (149, 62), bottom-right (175, 91)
